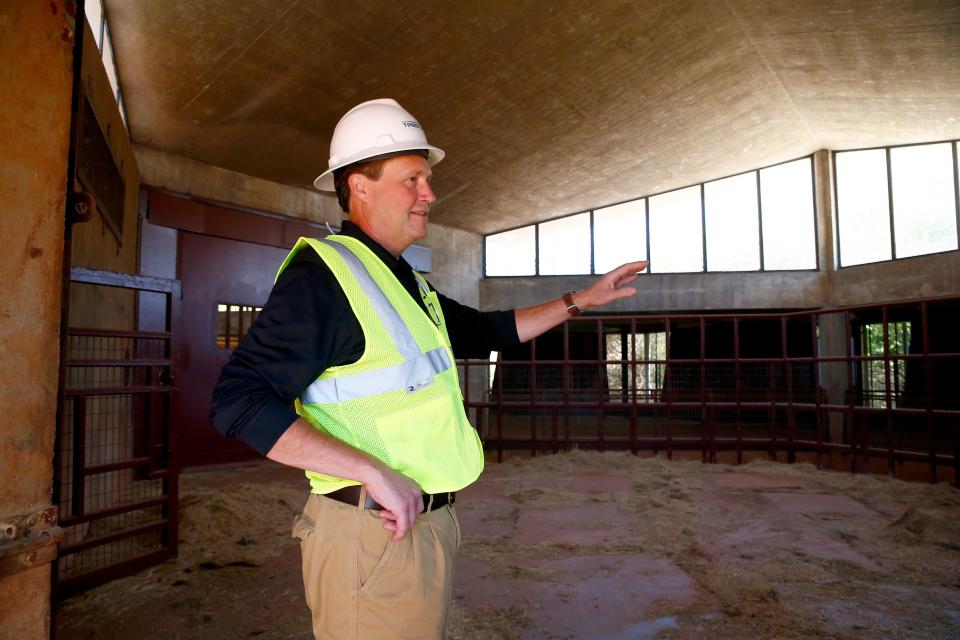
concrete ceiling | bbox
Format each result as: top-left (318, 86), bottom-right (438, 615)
top-left (107, 0), bottom-right (960, 235)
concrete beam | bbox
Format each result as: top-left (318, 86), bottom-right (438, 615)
top-left (134, 145), bottom-right (343, 227)
top-left (481, 270), bottom-right (827, 314)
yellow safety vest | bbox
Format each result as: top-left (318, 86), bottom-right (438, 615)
top-left (276, 235), bottom-right (485, 494)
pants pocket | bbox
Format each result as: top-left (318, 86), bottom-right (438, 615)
top-left (448, 505), bottom-right (462, 549)
top-left (357, 513), bottom-right (398, 594)
top-left (291, 512), bottom-right (314, 542)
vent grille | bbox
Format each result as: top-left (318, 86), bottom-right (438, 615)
top-left (77, 95), bottom-right (125, 240)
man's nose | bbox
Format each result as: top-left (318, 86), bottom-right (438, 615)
top-left (419, 180), bottom-right (436, 203)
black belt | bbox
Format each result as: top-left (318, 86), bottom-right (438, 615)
top-left (322, 485), bottom-right (455, 513)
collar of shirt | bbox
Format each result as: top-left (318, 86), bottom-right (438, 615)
top-left (339, 220), bottom-right (415, 275)
top-left (336, 220), bottom-right (433, 315)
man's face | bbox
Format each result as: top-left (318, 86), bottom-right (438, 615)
top-left (361, 154), bottom-right (436, 256)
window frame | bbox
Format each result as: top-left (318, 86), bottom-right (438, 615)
top-left (833, 139), bottom-right (960, 269)
top-left (482, 154), bottom-right (819, 277)
top-left (85, 0), bottom-right (128, 130)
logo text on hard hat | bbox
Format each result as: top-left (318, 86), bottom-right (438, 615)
top-left (401, 120), bottom-right (422, 129)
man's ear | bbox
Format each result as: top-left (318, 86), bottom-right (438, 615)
top-left (350, 174), bottom-right (368, 201)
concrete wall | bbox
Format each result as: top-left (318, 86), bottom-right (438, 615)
top-left (479, 250), bottom-right (960, 317)
top-left (0, 2), bottom-right (74, 638)
top-left (481, 270), bottom-right (828, 314)
top-left (830, 251), bottom-right (960, 307)
top-left (481, 254), bottom-right (960, 314)
top-left (420, 224), bottom-right (483, 309)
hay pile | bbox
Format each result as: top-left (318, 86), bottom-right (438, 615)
top-left (446, 452), bottom-right (960, 639)
top-left (57, 455), bottom-right (960, 639)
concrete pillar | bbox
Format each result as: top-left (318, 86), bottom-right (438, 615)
top-left (810, 149), bottom-right (847, 443)
top-left (818, 311), bottom-right (850, 443)
top-left (813, 149), bottom-right (837, 276)
top-left (0, 2), bottom-right (74, 638)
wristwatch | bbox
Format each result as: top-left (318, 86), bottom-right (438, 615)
top-left (562, 290), bottom-right (581, 316)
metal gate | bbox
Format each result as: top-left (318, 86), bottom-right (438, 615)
top-left (54, 268), bottom-right (180, 597)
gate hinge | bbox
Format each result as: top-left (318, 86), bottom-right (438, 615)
top-left (0, 506), bottom-right (64, 579)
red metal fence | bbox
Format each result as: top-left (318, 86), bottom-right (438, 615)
top-left (54, 269), bottom-right (180, 597)
top-left (459, 297), bottom-right (960, 485)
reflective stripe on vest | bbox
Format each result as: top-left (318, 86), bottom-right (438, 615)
top-left (298, 239), bottom-right (453, 404)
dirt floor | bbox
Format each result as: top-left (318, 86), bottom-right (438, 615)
top-left (55, 452), bottom-right (960, 639)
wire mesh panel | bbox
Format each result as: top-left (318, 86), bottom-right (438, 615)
top-left (55, 270), bottom-right (179, 597)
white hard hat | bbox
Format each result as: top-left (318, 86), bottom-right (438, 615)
top-left (313, 98), bottom-right (445, 191)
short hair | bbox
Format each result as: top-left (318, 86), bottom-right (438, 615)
top-left (331, 150), bottom-right (430, 214)
top-left (333, 158), bottom-right (389, 214)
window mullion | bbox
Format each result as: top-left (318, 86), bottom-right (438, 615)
top-left (700, 184), bottom-right (707, 272)
top-left (886, 147), bottom-right (896, 259)
top-left (644, 198), bottom-right (651, 273)
top-left (756, 170), bottom-right (765, 271)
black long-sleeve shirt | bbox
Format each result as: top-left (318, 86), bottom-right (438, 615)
top-left (210, 221), bottom-right (519, 454)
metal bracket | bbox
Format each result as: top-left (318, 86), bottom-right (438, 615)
top-left (0, 506), bottom-right (64, 579)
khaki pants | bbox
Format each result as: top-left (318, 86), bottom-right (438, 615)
top-left (292, 491), bottom-right (462, 640)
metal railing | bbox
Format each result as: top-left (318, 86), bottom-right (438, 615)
top-left (459, 297), bottom-right (960, 485)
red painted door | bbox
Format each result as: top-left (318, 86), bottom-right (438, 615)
top-left (175, 231), bottom-right (290, 467)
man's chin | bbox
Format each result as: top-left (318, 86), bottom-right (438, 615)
top-left (409, 219), bottom-right (429, 239)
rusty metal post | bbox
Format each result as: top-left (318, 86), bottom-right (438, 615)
top-left (812, 312), bottom-right (824, 469)
top-left (629, 318), bottom-right (638, 455)
top-left (530, 336), bottom-right (538, 457)
top-left (783, 317), bottom-right (796, 464)
top-left (563, 320), bottom-right (571, 451)
top-left (699, 317), bottom-right (708, 463)
top-left (496, 352), bottom-right (504, 463)
top-left (665, 317), bottom-right (673, 461)
top-left (597, 318), bottom-right (606, 452)
top-left (881, 305), bottom-right (896, 476)
top-left (920, 302), bottom-right (936, 482)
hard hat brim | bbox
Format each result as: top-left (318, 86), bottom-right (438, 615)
top-left (313, 144), bottom-right (445, 192)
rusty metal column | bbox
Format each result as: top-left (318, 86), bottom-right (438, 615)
top-left (734, 317), bottom-right (743, 465)
top-left (496, 352), bottom-right (504, 463)
top-left (596, 318), bottom-right (606, 452)
top-left (921, 302), bottom-right (936, 482)
top-left (530, 337), bottom-right (538, 457)
top-left (812, 313), bottom-right (824, 468)
top-left (783, 317), bottom-right (796, 464)
top-left (629, 318), bottom-right (638, 455)
top-left (699, 318), bottom-right (708, 464)
top-left (881, 305), bottom-right (896, 476)
top-left (563, 320), bottom-right (571, 452)
top-left (665, 317), bottom-right (673, 461)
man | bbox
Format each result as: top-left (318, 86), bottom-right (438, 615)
top-left (210, 98), bottom-right (647, 639)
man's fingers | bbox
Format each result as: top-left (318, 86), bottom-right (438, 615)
top-left (612, 286), bottom-right (637, 300)
top-left (599, 261), bottom-right (646, 287)
top-left (373, 493), bottom-right (421, 540)
top-left (364, 466), bottom-right (424, 540)
top-left (392, 512), bottom-right (411, 541)
top-left (607, 261), bottom-right (646, 292)
top-left (375, 508), bottom-right (409, 539)
top-left (614, 273), bottom-right (639, 288)
top-left (611, 260), bottom-right (648, 276)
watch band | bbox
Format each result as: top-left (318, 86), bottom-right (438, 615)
top-left (562, 290), bottom-right (581, 316)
